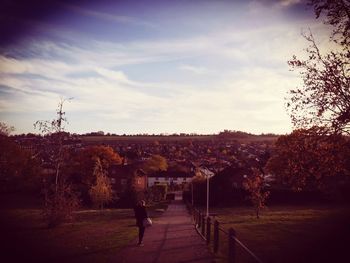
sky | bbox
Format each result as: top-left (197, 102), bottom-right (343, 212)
top-left (0, 0), bottom-right (332, 135)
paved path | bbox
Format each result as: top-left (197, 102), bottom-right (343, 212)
top-left (115, 194), bottom-right (214, 263)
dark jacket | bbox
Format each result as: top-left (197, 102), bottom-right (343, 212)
top-left (134, 205), bottom-right (148, 227)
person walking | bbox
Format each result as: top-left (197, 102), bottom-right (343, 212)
top-left (134, 200), bottom-right (148, 246)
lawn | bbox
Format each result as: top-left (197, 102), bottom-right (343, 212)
top-left (207, 205), bottom-right (350, 263)
top-left (0, 200), bottom-right (168, 263)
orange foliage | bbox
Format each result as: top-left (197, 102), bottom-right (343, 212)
top-left (266, 129), bottom-right (350, 192)
top-left (75, 145), bottom-right (122, 185)
top-left (80, 145), bottom-right (122, 168)
top-left (243, 169), bottom-right (270, 219)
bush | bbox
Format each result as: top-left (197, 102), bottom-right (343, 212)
top-left (149, 184), bottom-right (167, 202)
top-left (43, 183), bottom-right (80, 228)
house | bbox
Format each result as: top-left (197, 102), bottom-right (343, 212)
top-left (204, 163), bottom-right (254, 205)
top-left (108, 163), bottom-right (147, 195)
top-left (148, 170), bottom-right (193, 187)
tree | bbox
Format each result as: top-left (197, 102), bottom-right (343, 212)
top-left (35, 99), bottom-right (79, 227)
top-left (310, 0), bottom-right (350, 46)
top-left (35, 99), bottom-right (71, 192)
top-left (149, 184), bottom-right (168, 202)
top-left (0, 130), bottom-right (41, 193)
top-left (89, 157), bottom-right (113, 210)
top-left (243, 169), bottom-right (270, 219)
top-left (75, 145), bottom-right (122, 186)
top-left (287, 0), bottom-right (350, 134)
top-left (71, 145), bottom-right (122, 205)
top-left (0, 122), bottom-right (14, 136)
top-left (142, 154), bottom-right (168, 173)
top-left (79, 145), bottom-right (122, 168)
top-left (265, 129), bottom-right (350, 193)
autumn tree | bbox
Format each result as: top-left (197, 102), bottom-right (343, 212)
top-left (75, 145), bottom-right (122, 186)
top-left (243, 169), bottom-right (270, 219)
top-left (79, 145), bottom-right (122, 168)
top-left (35, 99), bottom-right (80, 227)
top-left (89, 157), bottom-right (113, 210)
top-left (0, 123), bottom-right (41, 193)
top-left (287, 0), bottom-right (350, 134)
top-left (265, 129), bottom-right (350, 194)
top-left (142, 154), bottom-right (168, 174)
top-left (71, 145), bottom-right (121, 205)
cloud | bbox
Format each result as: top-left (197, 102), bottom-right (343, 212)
top-left (0, 0), bottom-right (327, 135)
top-left (58, 2), bottom-right (158, 29)
top-left (279, 0), bottom-right (303, 7)
top-left (179, 65), bottom-right (211, 75)
top-left (1, 31), bottom-right (296, 134)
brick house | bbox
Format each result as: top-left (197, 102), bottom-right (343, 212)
top-left (108, 162), bottom-right (147, 196)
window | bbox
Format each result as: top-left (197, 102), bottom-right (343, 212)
top-left (121, 179), bottom-right (127, 185)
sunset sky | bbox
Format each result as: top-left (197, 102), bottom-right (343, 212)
top-left (0, 0), bottom-right (332, 135)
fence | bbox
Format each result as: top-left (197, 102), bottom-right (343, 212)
top-left (186, 203), bottom-right (264, 263)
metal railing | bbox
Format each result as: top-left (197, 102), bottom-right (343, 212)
top-left (186, 202), bottom-right (263, 263)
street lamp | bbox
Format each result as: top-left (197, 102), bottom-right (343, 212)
top-left (206, 174), bottom-right (209, 217)
top-left (200, 167), bottom-right (214, 218)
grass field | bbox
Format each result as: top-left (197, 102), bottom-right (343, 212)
top-left (207, 205), bottom-right (350, 263)
top-left (0, 198), bottom-right (168, 263)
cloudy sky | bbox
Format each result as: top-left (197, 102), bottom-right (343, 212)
top-left (0, 0), bottom-right (331, 135)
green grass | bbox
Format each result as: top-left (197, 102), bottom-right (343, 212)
top-left (0, 203), bottom-right (166, 263)
top-left (1, 208), bottom-right (138, 263)
top-left (206, 205), bottom-right (350, 263)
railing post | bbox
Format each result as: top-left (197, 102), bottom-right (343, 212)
top-left (198, 210), bottom-right (202, 228)
top-left (196, 210), bottom-right (201, 227)
top-left (228, 228), bottom-right (236, 263)
top-left (214, 220), bottom-right (219, 254)
top-left (198, 212), bottom-right (202, 229)
top-left (197, 210), bottom-right (200, 227)
top-left (206, 217), bottom-right (211, 244)
top-left (201, 214), bottom-right (205, 236)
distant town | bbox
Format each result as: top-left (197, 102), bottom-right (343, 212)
top-left (14, 130), bottom-right (278, 167)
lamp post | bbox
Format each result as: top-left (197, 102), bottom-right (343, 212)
top-left (201, 167), bottom-right (214, 218)
top-left (206, 173), bottom-right (209, 217)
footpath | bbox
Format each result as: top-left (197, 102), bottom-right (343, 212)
top-left (115, 193), bottom-right (214, 263)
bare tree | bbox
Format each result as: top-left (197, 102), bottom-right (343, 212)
top-left (0, 122), bottom-right (14, 136)
top-left (35, 98), bottom-right (79, 227)
top-left (35, 98), bottom-right (71, 192)
top-left (287, 0), bottom-right (350, 134)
